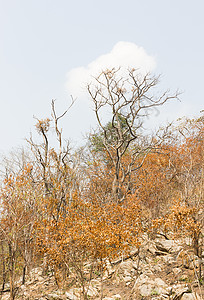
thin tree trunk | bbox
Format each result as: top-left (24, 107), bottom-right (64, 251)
top-left (22, 265), bottom-right (26, 285)
top-left (0, 241), bottom-right (6, 293)
top-left (8, 244), bottom-right (15, 300)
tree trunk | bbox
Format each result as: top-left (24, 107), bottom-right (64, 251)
top-left (0, 241), bottom-right (6, 293)
top-left (8, 244), bottom-right (16, 300)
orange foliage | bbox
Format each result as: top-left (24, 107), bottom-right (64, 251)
top-left (0, 113), bottom-right (203, 296)
top-left (36, 193), bottom-right (143, 274)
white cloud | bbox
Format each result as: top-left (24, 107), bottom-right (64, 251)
top-left (65, 41), bottom-right (156, 98)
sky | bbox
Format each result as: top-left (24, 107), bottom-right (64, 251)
top-left (0, 0), bottom-right (204, 153)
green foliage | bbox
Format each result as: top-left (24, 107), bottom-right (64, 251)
top-left (89, 113), bottom-right (132, 153)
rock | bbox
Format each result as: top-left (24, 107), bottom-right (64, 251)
top-left (156, 241), bottom-right (172, 253)
top-left (103, 295), bottom-right (121, 300)
top-left (147, 242), bottom-right (157, 255)
top-left (154, 277), bottom-right (167, 286)
top-left (119, 260), bottom-right (134, 273)
top-left (181, 292), bottom-right (201, 299)
top-left (153, 264), bottom-right (162, 272)
top-left (155, 239), bottom-right (182, 253)
top-left (32, 267), bottom-right (43, 275)
top-left (134, 274), bottom-right (149, 285)
top-left (65, 284), bottom-right (98, 299)
top-left (87, 285), bottom-right (98, 297)
top-left (123, 275), bottom-right (132, 284)
top-left (46, 293), bottom-right (64, 299)
top-left (188, 255), bottom-right (200, 270)
top-left (163, 254), bottom-right (176, 264)
top-left (90, 278), bottom-right (101, 289)
top-left (45, 290), bottom-right (66, 300)
top-left (65, 291), bottom-right (79, 300)
top-left (1, 294), bottom-right (10, 300)
top-left (116, 260), bottom-right (135, 282)
top-left (173, 267), bottom-right (182, 276)
top-left (171, 284), bottom-right (191, 300)
top-left (105, 259), bottom-right (115, 277)
top-left (133, 274), bottom-right (169, 297)
top-left (112, 294), bottom-right (121, 299)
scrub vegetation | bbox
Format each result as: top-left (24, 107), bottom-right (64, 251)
top-left (0, 69), bottom-right (203, 299)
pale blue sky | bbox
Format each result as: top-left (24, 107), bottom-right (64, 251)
top-left (0, 0), bottom-right (204, 152)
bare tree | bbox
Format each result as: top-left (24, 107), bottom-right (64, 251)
top-left (26, 99), bottom-right (76, 213)
top-left (87, 68), bottom-right (179, 202)
top-left (25, 100), bottom-right (76, 275)
top-left (0, 147), bottom-right (31, 182)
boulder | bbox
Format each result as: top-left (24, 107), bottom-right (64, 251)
top-left (181, 292), bottom-right (201, 299)
top-left (155, 239), bottom-right (182, 254)
top-left (116, 260), bottom-right (135, 283)
top-left (171, 284), bottom-right (191, 300)
top-left (133, 274), bottom-right (169, 297)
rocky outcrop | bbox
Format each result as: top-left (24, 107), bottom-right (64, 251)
top-left (1, 236), bottom-right (203, 299)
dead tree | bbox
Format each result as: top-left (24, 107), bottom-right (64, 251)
top-left (87, 68), bottom-right (179, 202)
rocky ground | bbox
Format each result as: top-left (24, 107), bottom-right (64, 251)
top-left (1, 236), bottom-right (203, 299)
